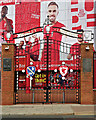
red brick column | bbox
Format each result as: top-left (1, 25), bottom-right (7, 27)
top-left (1, 43), bottom-right (15, 105)
top-left (80, 43), bottom-right (93, 104)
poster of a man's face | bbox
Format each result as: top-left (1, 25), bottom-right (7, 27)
top-left (47, 3), bottom-right (59, 24)
top-left (1, 6), bottom-right (8, 19)
top-left (41, 1), bottom-right (66, 26)
top-left (0, 5), bottom-right (15, 32)
top-left (41, 1), bottom-right (95, 46)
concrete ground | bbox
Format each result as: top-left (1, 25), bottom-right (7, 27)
top-left (0, 104), bottom-right (96, 116)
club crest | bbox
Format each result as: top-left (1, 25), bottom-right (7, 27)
top-left (27, 66), bottom-right (36, 77)
top-left (59, 66), bottom-right (68, 77)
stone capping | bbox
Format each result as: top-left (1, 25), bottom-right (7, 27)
top-left (2, 43), bottom-right (15, 45)
top-left (81, 43), bottom-right (93, 45)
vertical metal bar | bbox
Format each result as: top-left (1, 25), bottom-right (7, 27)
top-left (46, 35), bottom-right (49, 103)
top-left (33, 89), bottom-right (34, 103)
top-left (63, 91), bottom-right (65, 103)
top-left (16, 71), bottom-right (18, 90)
top-left (46, 15), bottom-right (50, 103)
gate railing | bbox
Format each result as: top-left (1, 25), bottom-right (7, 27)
top-left (14, 41), bottom-right (80, 90)
top-left (2, 26), bottom-right (94, 103)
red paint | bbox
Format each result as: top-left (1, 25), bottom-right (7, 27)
top-left (15, 2), bottom-right (40, 33)
top-left (87, 14), bottom-right (96, 19)
top-left (71, 8), bottom-right (78, 12)
top-left (26, 76), bottom-right (30, 93)
top-left (72, 25), bottom-right (81, 30)
top-left (78, 34), bottom-right (83, 38)
top-left (72, 16), bottom-right (79, 23)
top-left (85, 0), bottom-right (94, 11)
top-left (87, 21), bottom-right (96, 27)
top-left (71, 0), bottom-right (78, 4)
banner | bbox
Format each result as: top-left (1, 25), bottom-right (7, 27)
top-left (15, 2), bottom-right (40, 33)
top-left (0, 0), bottom-right (96, 89)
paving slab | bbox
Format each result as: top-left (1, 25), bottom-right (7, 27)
top-left (71, 105), bottom-right (95, 115)
top-left (0, 104), bottom-right (96, 116)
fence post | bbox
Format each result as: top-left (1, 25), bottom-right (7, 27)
top-left (80, 43), bottom-right (93, 104)
top-left (1, 43), bottom-right (15, 105)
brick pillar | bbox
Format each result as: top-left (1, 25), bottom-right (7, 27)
top-left (1, 43), bottom-right (15, 105)
top-left (80, 43), bottom-right (93, 104)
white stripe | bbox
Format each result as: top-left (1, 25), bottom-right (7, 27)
top-left (19, 79), bottom-right (26, 81)
top-left (16, 56), bottom-right (26, 58)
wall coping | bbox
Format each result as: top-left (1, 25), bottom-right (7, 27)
top-left (81, 43), bottom-right (93, 45)
top-left (2, 43), bottom-right (15, 45)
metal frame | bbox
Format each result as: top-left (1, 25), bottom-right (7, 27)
top-left (11, 26), bottom-right (94, 104)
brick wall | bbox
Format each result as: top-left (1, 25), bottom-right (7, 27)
top-left (93, 90), bottom-right (96, 104)
top-left (1, 44), bottom-right (15, 105)
top-left (80, 43), bottom-right (93, 104)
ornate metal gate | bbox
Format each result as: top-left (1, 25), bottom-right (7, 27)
top-left (13, 26), bottom-right (91, 104)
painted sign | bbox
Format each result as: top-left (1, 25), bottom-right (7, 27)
top-left (27, 66), bottom-right (36, 77)
top-left (59, 66), bottom-right (69, 77)
top-left (32, 73), bottom-right (46, 87)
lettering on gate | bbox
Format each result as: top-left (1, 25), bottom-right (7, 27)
top-left (34, 73), bottom-right (46, 86)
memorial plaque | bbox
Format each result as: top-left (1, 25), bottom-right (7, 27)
top-left (3, 58), bottom-right (12, 71)
top-left (83, 58), bottom-right (92, 72)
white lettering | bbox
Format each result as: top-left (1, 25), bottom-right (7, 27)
top-left (19, 64), bottom-right (25, 68)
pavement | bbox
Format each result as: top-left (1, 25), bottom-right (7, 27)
top-left (0, 104), bottom-right (96, 116)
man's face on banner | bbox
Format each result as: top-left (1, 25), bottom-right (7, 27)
top-left (19, 41), bottom-right (24, 48)
top-left (1, 7), bottom-right (7, 18)
top-left (47, 5), bottom-right (59, 23)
